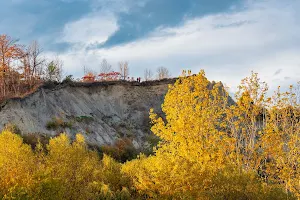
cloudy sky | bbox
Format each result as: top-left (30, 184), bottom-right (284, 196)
top-left (1, 0), bottom-right (299, 92)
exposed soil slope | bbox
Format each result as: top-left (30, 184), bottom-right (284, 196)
top-left (0, 79), bottom-right (176, 147)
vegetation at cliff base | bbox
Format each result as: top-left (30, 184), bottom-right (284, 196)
top-left (0, 70), bottom-right (299, 199)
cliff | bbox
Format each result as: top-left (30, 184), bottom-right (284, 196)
top-left (0, 79), bottom-right (177, 147)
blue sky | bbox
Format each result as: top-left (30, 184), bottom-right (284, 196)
top-left (0, 0), bottom-right (299, 92)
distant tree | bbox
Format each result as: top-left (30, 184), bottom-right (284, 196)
top-left (119, 61), bottom-right (129, 80)
top-left (156, 66), bottom-right (170, 80)
top-left (82, 64), bottom-right (97, 82)
top-left (144, 68), bottom-right (153, 81)
top-left (26, 41), bottom-right (45, 77)
top-left (82, 72), bottom-right (96, 82)
top-left (99, 59), bottom-right (113, 74)
top-left (45, 57), bottom-right (63, 82)
top-left (0, 35), bottom-right (25, 97)
top-left (21, 41), bottom-right (45, 86)
top-left (62, 75), bottom-right (74, 83)
top-left (0, 35), bottom-right (24, 69)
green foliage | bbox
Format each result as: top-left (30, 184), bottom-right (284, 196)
top-left (62, 75), bottom-right (74, 84)
top-left (75, 115), bottom-right (94, 123)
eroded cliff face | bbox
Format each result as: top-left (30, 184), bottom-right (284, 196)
top-left (0, 79), bottom-right (176, 147)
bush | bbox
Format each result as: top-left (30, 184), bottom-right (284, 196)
top-left (46, 117), bottom-right (73, 130)
top-left (0, 130), bottom-right (36, 198)
top-left (75, 115), bottom-right (94, 124)
top-left (22, 133), bottom-right (51, 149)
top-left (62, 75), bottom-right (74, 84)
top-left (101, 138), bottom-right (139, 163)
top-left (4, 123), bottom-right (21, 135)
top-left (0, 130), bottom-right (295, 199)
top-left (0, 132), bottom-right (137, 199)
top-left (46, 120), bottom-right (59, 130)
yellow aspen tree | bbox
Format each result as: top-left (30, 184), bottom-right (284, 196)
top-left (226, 72), bottom-right (268, 171)
top-left (33, 134), bottom-right (132, 200)
top-left (150, 70), bottom-right (235, 164)
top-left (124, 70), bottom-right (238, 198)
top-left (261, 85), bottom-right (299, 198)
top-left (0, 130), bottom-right (36, 199)
top-left (44, 134), bottom-right (101, 200)
top-left (123, 70), bottom-right (292, 199)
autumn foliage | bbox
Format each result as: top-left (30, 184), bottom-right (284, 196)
top-left (0, 34), bottom-right (64, 102)
top-left (0, 70), bottom-right (298, 199)
top-left (122, 71), bottom-right (299, 199)
top-left (0, 35), bottom-right (42, 101)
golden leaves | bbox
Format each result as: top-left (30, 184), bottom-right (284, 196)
top-left (0, 131), bottom-right (133, 199)
top-left (123, 70), bottom-right (299, 199)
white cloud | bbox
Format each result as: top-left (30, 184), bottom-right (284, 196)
top-left (58, 0), bottom-right (149, 45)
top-left (49, 0), bottom-right (300, 93)
top-left (60, 12), bottom-right (118, 45)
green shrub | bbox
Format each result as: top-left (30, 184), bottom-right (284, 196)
top-left (75, 116), bottom-right (94, 123)
top-left (62, 75), bottom-right (74, 84)
top-left (46, 120), bottom-right (59, 130)
top-left (61, 121), bottom-right (73, 129)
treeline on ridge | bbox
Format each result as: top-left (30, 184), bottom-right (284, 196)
top-left (0, 34), bottom-right (173, 103)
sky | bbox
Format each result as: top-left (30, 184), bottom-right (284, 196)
top-left (0, 0), bottom-right (299, 93)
